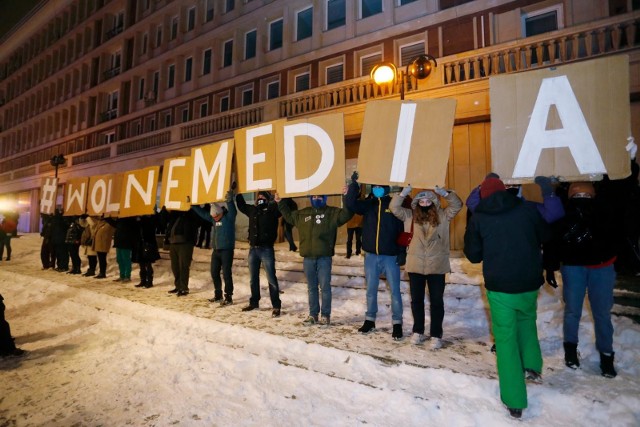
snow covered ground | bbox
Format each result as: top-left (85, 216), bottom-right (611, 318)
top-left (0, 233), bottom-right (639, 426)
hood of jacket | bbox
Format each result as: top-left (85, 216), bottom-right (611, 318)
top-left (476, 191), bottom-right (521, 215)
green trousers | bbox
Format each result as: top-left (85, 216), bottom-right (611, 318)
top-left (487, 289), bottom-right (542, 410)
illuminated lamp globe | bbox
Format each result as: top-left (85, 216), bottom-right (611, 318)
top-left (371, 63), bottom-right (397, 85)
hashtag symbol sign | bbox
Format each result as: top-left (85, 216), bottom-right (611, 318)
top-left (40, 177), bottom-right (58, 214)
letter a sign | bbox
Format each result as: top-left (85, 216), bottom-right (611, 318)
top-left (490, 55), bottom-right (631, 182)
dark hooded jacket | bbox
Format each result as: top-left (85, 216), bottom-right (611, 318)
top-left (464, 191), bottom-right (551, 293)
top-left (236, 193), bottom-right (281, 247)
top-left (345, 182), bottom-right (403, 256)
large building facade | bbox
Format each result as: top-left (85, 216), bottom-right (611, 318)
top-left (0, 0), bottom-right (639, 248)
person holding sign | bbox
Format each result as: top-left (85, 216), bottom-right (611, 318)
top-left (165, 208), bottom-right (202, 297)
top-left (345, 172), bottom-right (405, 340)
top-left (276, 192), bottom-right (353, 326)
top-left (390, 185), bottom-right (462, 349)
top-left (236, 191), bottom-right (282, 317)
top-left (464, 177), bottom-right (551, 419)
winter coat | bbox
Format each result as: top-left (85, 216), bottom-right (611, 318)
top-left (51, 213), bottom-right (70, 245)
top-left (278, 198), bottom-right (353, 258)
top-left (112, 217), bottom-right (138, 249)
top-left (1, 217), bottom-right (17, 236)
top-left (64, 218), bottom-right (85, 245)
top-left (80, 217), bottom-right (98, 256)
top-left (92, 218), bottom-right (116, 253)
top-left (236, 194), bottom-right (281, 247)
top-left (41, 214), bottom-right (54, 240)
top-left (132, 215), bottom-right (160, 263)
top-left (390, 191), bottom-right (462, 275)
top-left (466, 185), bottom-right (564, 223)
top-left (545, 196), bottom-right (618, 269)
top-left (464, 191), bottom-right (551, 294)
top-left (345, 181), bottom-right (403, 256)
top-left (166, 209), bottom-right (200, 245)
top-left (211, 193), bottom-right (237, 251)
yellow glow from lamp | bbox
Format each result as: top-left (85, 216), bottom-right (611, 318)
top-left (371, 63), bottom-right (397, 85)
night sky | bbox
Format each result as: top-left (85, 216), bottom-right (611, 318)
top-left (0, 0), bottom-right (42, 41)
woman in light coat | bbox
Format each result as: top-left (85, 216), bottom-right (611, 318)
top-left (390, 186), bottom-right (462, 349)
top-left (80, 216), bottom-right (98, 276)
top-left (92, 217), bottom-right (116, 279)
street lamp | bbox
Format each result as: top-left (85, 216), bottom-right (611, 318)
top-left (370, 54), bottom-right (438, 100)
top-left (50, 154), bottom-right (66, 178)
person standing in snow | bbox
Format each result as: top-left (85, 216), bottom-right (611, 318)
top-left (0, 211), bottom-right (18, 261)
top-left (164, 208), bottom-right (202, 296)
top-left (236, 190), bottom-right (283, 317)
top-left (93, 216), bottom-right (116, 279)
top-left (463, 177), bottom-right (551, 419)
top-left (390, 185), bottom-right (462, 349)
top-left (132, 214), bottom-right (160, 288)
top-left (345, 172), bottom-right (405, 340)
top-left (276, 192), bottom-right (353, 326)
top-left (80, 216), bottom-right (98, 276)
top-left (0, 294), bottom-right (25, 357)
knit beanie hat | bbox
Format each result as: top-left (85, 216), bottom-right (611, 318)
top-left (480, 177), bottom-right (506, 199)
top-left (568, 182), bottom-right (595, 198)
top-left (211, 203), bottom-right (223, 216)
top-left (411, 191), bottom-right (438, 209)
top-left (258, 191), bottom-right (272, 200)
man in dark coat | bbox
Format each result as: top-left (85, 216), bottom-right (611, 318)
top-left (132, 214), bottom-right (160, 288)
top-left (464, 177), bottom-right (551, 419)
top-left (236, 191), bottom-right (282, 317)
top-left (165, 208), bottom-right (202, 296)
top-left (0, 294), bottom-right (25, 357)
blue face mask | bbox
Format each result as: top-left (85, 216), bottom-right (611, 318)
top-left (372, 186), bottom-right (385, 198)
top-left (310, 196), bottom-right (326, 209)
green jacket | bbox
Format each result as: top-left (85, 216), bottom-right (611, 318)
top-left (278, 199), bottom-right (353, 258)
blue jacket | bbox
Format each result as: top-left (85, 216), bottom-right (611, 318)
top-left (195, 192), bottom-right (237, 251)
top-left (345, 182), bottom-right (403, 256)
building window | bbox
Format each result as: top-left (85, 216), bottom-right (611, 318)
top-left (399, 0), bottom-right (418, 5)
top-left (327, 0), bottom-right (345, 30)
top-left (107, 90), bottom-right (118, 111)
top-left (522, 5), bottom-right (562, 37)
top-left (400, 42), bottom-right (425, 66)
top-left (361, 53), bottom-right (382, 76)
top-left (295, 73), bottom-right (310, 92)
top-left (440, 0), bottom-right (473, 9)
top-left (199, 102), bottom-right (208, 118)
top-left (205, 0), bottom-right (214, 22)
top-left (153, 70), bottom-right (159, 94)
top-left (102, 130), bottom-right (116, 144)
top-left (138, 78), bottom-right (145, 100)
top-left (203, 48), bottom-right (212, 75)
top-left (269, 18), bottom-right (283, 51)
top-left (170, 16), bottom-right (178, 40)
top-left (187, 7), bottom-right (196, 31)
top-left (147, 116), bottom-right (155, 131)
top-left (167, 64), bottom-right (175, 88)
top-left (164, 113), bottom-right (172, 128)
top-left (225, 0), bottom-right (234, 13)
top-left (181, 107), bottom-right (189, 123)
top-left (220, 96), bottom-right (229, 112)
top-left (361, 0), bottom-right (382, 19)
top-left (241, 89), bottom-right (253, 106)
top-left (142, 33), bottom-right (148, 55)
top-left (245, 29), bottom-right (257, 59)
top-left (184, 57), bottom-right (193, 82)
top-left (296, 7), bottom-right (313, 41)
top-left (266, 81), bottom-right (279, 100)
top-left (326, 63), bottom-right (343, 84)
top-left (223, 39), bottom-right (233, 67)
top-left (156, 26), bottom-right (162, 47)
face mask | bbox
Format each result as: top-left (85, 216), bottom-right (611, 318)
top-left (419, 205), bottom-right (432, 213)
top-left (256, 198), bottom-right (266, 206)
top-left (372, 187), bottom-right (385, 198)
top-left (311, 197), bottom-right (326, 209)
top-left (506, 187), bottom-right (520, 196)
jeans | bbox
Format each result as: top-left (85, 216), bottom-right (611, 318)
top-left (303, 256), bottom-right (333, 318)
top-left (487, 289), bottom-right (542, 410)
top-left (170, 243), bottom-right (195, 292)
top-left (211, 249), bottom-right (234, 299)
top-left (363, 253), bottom-right (403, 325)
top-left (248, 246), bottom-right (281, 309)
top-left (408, 273), bottom-right (446, 338)
top-left (561, 264), bottom-right (615, 354)
top-left (116, 248), bottom-right (132, 279)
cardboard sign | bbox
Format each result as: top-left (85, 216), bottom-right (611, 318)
top-left (191, 140), bottom-right (234, 204)
top-left (275, 113), bottom-right (346, 197)
top-left (234, 120), bottom-right (284, 194)
top-left (490, 55), bottom-right (631, 183)
top-left (119, 166), bottom-right (160, 217)
top-left (40, 177), bottom-right (58, 214)
top-left (161, 156), bottom-right (192, 211)
top-left (357, 99), bottom-right (457, 187)
top-left (63, 177), bottom-right (89, 216)
top-left (87, 174), bottom-right (122, 216)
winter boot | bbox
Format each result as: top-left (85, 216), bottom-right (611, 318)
top-left (392, 324), bottom-right (403, 341)
top-left (83, 269), bottom-right (95, 277)
top-left (143, 274), bottom-right (153, 288)
top-left (600, 352), bottom-right (617, 378)
top-left (563, 342), bottom-right (580, 369)
top-left (358, 320), bottom-right (376, 334)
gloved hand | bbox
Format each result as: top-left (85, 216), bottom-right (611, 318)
top-left (434, 186), bottom-right (448, 197)
top-left (231, 181), bottom-right (237, 190)
top-left (534, 176), bottom-right (553, 197)
top-left (626, 136), bottom-right (637, 160)
top-left (545, 269), bottom-right (558, 288)
top-left (351, 171), bottom-right (359, 183)
top-left (225, 189), bottom-right (234, 200)
top-left (400, 185), bottom-right (412, 197)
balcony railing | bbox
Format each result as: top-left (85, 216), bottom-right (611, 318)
top-left (181, 106), bottom-right (264, 141)
top-left (103, 65), bottom-right (121, 80)
top-left (105, 25), bottom-right (124, 40)
top-left (117, 130), bottom-right (170, 155)
top-left (100, 108), bottom-right (118, 122)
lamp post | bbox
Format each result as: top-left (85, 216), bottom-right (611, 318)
top-left (50, 154), bottom-right (66, 178)
top-left (370, 54), bottom-right (438, 100)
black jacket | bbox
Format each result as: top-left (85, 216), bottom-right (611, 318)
top-left (345, 182), bottom-right (403, 256)
top-left (464, 191), bottom-right (551, 294)
top-left (236, 194), bottom-right (281, 247)
top-left (112, 217), bottom-right (139, 249)
top-left (166, 209), bottom-right (201, 245)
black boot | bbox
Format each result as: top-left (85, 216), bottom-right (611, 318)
top-left (358, 320), bottom-right (376, 334)
top-left (563, 342), bottom-right (580, 369)
top-left (143, 275), bottom-right (154, 288)
top-left (600, 352), bottom-right (617, 378)
top-left (83, 269), bottom-right (95, 277)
